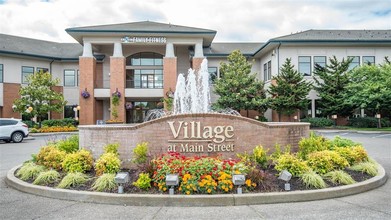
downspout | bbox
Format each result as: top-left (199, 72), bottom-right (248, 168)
top-left (49, 59), bottom-right (55, 73)
top-left (277, 42), bottom-right (281, 74)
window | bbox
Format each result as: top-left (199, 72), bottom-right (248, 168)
top-left (0, 64), bottom-right (3, 83)
top-left (362, 56), bottom-right (375, 65)
top-left (64, 70), bottom-right (76, 86)
top-left (37, 67), bottom-right (49, 73)
top-left (298, 56), bottom-right (311, 76)
top-left (127, 52), bottom-right (163, 66)
top-left (348, 56), bottom-right (360, 70)
top-left (77, 70), bottom-right (80, 86)
top-left (64, 105), bottom-right (75, 119)
top-left (267, 61), bottom-right (271, 80)
top-left (314, 56), bottom-right (326, 69)
top-left (126, 69), bottom-right (163, 89)
top-left (263, 61), bottom-right (272, 81)
top-left (208, 67), bottom-right (218, 84)
top-left (22, 66), bottom-right (34, 84)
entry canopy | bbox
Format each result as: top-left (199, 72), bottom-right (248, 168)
top-left (66, 21), bottom-right (217, 47)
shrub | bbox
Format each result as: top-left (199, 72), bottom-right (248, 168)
top-left (62, 149), bottom-right (94, 173)
top-left (132, 142), bottom-right (148, 164)
top-left (217, 172), bottom-right (233, 193)
top-left (328, 136), bottom-right (360, 149)
top-left (33, 170), bottom-right (61, 185)
top-left (133, 173), bottom-right (152, 190)
top-left (198, 175), bottom-right (217, 194)
top-left (58, 172), bottom-right (89, 189)
top-left (348, 117), bottom-right (391, 128)
top-left (41, 118), bottom-right (78, 127)
top-left (22, 120), bottom-right (37, 128)
top-left (334, 146), bottom-right (368, 165)
top-left (307, 150), bottom-right (349, 174)
top-left (95, 153), bottom-right (121, 176)
top-left (104, 143), bottom-right (119, 155)
top-left (36, 146), bottom-right (67, 170)
top-left (92, 173), bottom-right (117, 192)
top-left (55, 135), bottom-right (79, 153)
top-left (298, 132), bottom-right (330, 160)
top-left (323, 170), bottom-right (356, 185)
top-left (274, 153), bottom-right (309, 177)
top-left (349, 162), bottom-right (378, 176)
top-left (16, 163), bottom-right (46, 181)
top-left (301, 117), bottom-right (334, 127)
top-left (253, 145), bottom-right (269, 168)
top-left (270, 144), bottom-right (291, 161)
top-left (300, 171), bottom-right (327, 189)
top-left (246, 168), bottom-right (277, 191)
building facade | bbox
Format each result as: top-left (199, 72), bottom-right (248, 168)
top-left (0, 21), bottom-right (390, 124)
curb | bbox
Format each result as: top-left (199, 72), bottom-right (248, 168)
top-left (312, 129), bottom-right (391, 134)
top-left (5, 165), bottom-right (388, 207)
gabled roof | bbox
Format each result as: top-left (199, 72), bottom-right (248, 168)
top-left (204, 43), bottom-right (264, 57)
top-left (66, 21), bottom-right (217, 46)
top-left (271, 29), bottom-right (391, 42)
top-left (0, 34), bottom-right (82, 61)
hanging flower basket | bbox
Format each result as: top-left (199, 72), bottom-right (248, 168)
top-left (81, 89), bottom-right (90, 99)
top-left (112, 90), bottom-right (121, 98)
top-left (125, 102), bottom-right (133, 110)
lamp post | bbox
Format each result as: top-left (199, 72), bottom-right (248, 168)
top-left (331, 114), bottom-right (337, 127)
top-left (375, 114), bottom-right (381, 128)
top-left (73, 105), bottom-right (80, 121)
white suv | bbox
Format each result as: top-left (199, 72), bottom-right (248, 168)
top-left (0, 118), bottom-right (29, 143)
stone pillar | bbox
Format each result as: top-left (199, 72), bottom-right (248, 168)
top-left (79, 57), bottom-right (96, 125)
top-left (110, 42), bottom-right (125, 122)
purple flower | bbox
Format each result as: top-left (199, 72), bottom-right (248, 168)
top-left (112, 91), bottom-right (121, 98)
top-left (81, 90), bottom-right (90, 98)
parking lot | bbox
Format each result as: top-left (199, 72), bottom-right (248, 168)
top-left (0, 132), bottom-right (390, 220)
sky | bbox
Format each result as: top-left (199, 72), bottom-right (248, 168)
top-left (0, 0), bottom-right (390, 43)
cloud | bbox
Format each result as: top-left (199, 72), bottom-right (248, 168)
top-left (0, 0), bottom-right (390, 43)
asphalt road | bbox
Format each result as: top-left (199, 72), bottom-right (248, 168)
top-left (0, 132), bottom-right (390, 220)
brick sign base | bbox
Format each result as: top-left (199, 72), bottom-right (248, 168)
top-left (79, 113), bottom-right (310, 168)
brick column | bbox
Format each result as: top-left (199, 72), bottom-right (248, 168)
top-left (3, 83), bottom-right (21, 118)
top-left (192, 57), bottom-right (204, 72)
top-left (109, 57), bottom-right (126, 122)
top-left (79, 57), bottom-right (96, 125)
top-left (163, 57), bottom-right (177, 106)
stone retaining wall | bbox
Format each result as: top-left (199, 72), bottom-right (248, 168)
top-left (79, 113), bottom-right (310, 168)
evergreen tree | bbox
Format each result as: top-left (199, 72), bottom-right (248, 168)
top-left (214, 50), bottom-right (268, 115)
top-left (13, 71), bottom-right (67, 127)
top-left (268, 58), bottom-right (312, 121)
top-left (313, 56), bottom-right (356, 117)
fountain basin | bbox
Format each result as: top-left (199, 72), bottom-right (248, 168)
top-left (79, 113), bottom-right (310, 168)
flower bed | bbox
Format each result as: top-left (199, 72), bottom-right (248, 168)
top-left (15, 133), bottom-right (378, 194)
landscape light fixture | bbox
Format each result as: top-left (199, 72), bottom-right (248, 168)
top-left (232, 174), bottom-right (246, 194)
top-left (114, 172), bottom-right (129, 194)
top-left (165, 174), bottom-right (179, 195)
top-left (376, 114), bottom-right (381, 128)
top-left (278, 170), bottom-right (292, 191)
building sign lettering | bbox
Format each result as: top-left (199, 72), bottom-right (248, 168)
top-left (167, 121), bottom-right (235, 153)
top-left (121, 36), bottom-right (167, 43)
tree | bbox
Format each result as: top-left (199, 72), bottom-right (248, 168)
top-left (13, 71), bottom-right (67, 127)
top-left (214, 50), bottom-right (268, 115)
top-left (346, 62), bottom-right (391, 118)
top-left (313, 56), bottom-right (356, 117)
top-left (268, 58), bottom-right (312, 121)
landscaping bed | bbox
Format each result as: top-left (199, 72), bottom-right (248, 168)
top-left (14, 133), bottom-right (379, 195)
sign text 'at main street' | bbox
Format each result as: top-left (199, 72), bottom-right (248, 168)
top-left (167, 121), bottom-right (235, 153)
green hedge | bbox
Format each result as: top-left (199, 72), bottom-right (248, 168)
top-left (41, 118), bottom-right (78, 127)
top-left (348, 117), bottom-right (391, 128)
top-left (301, 117), bottom-right (334, 127)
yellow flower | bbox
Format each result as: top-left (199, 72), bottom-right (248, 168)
top-left (207, 189), bottom-right (212, 193)
top-left (186, 185), bottom-right (190, 189)
top-left (163, 187), bottom-right (167, 191)
top-left (224, 188), bottom-right (229, 192)
top-left (186, 191), bottom-right (190, 195)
